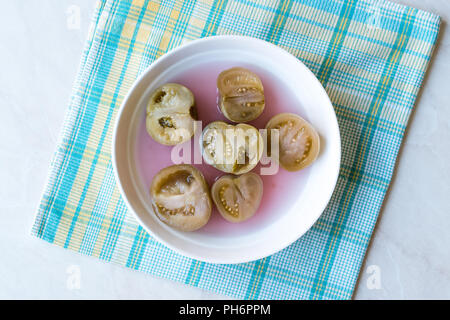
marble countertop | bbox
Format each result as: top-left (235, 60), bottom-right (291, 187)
top-left (1, 0), bottom-right (449, 299)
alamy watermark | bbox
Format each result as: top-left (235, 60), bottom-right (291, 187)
top-left (367, 2), bottom-right (382, 30)
top-left (366, 264), bottom-right (382, 290)
top-left (169, 121), bottom-right (280, 175)
top-left (66, 5), bottom-right (81, 30)
top-left (66, 264), bottom-right (81, 290)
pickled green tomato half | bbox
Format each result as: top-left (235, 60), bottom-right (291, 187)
top-left (217, 67), bottom-right (265, 123)
top-left (211, 173), bottom-right (263, 223)
top-left (201, 121), bottom-right (263, 175)
top-left (150, 165), bottom-right (212, 231)
top-left (146, 83), bottom-right (198, 145)
top-left (266, 113), bottom-right (320, 171)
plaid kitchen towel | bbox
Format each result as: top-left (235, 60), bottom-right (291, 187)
top-left (32, 0), bottom-right (440, 299)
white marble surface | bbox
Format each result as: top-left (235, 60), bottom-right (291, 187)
top-left (0, 0), bottom-right (449, 300)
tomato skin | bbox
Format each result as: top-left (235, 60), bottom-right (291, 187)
top-left (217, 67), bottom-right (265, 123)
top-left (211, 173), bottom-right (263, 223)
top-left (146, 83), bottom-right (197, 146)
top-left (201, 121), bottom-right (263, 175)
top-left (266, 113), bottom-right (320, 172)
top-left (150, 165), bottom-right (212, 232)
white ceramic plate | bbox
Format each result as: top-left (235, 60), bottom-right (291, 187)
top-left (112, 36), bottom-right (340, 264)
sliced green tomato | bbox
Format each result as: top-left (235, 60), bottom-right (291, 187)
top-left (217, 67), bottom-right (265, 123)
top-left (150, 165), bottom-right (212, 232)
top-left (266, 113), bottom-right (320, 171)
top-left (201, 121), bottom-right (263, 174)
top-left (211, 173), bottom-right (263, 223)
top-left (146, 83), bottom-right (197, 145)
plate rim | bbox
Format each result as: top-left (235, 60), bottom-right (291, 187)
top-left (112, 35), bottom-right (341, 264)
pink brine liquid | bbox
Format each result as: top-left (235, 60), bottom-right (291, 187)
top-left (135, 61), bottom-right (312, 235)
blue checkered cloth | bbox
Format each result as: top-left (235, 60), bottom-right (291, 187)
top-left (32, 0), bottom-right (440, 299)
